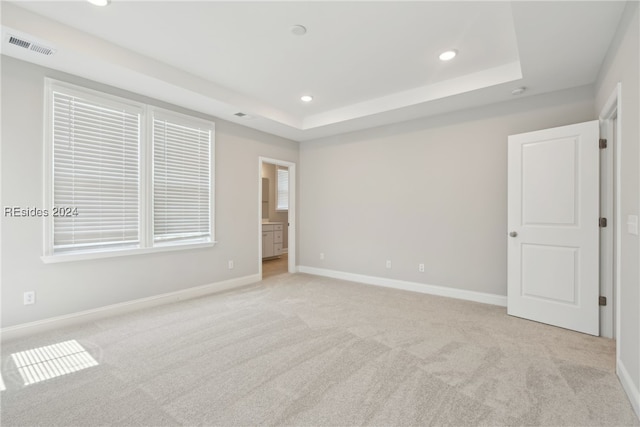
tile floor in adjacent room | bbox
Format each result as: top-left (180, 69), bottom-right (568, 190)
top-left (262, 252), bottom-right (288, 279)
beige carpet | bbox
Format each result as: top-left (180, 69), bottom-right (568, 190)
top-left (1, 273), bottom-right (638, 426)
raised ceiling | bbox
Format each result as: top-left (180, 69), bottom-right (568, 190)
top-left (1, 1), bottom-right (627, 141)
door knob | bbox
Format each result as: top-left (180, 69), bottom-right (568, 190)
top-left (509, 231), bottom-right (518, 237)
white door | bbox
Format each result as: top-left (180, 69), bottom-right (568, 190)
top-left (507, 120), bottom-right (600, 335)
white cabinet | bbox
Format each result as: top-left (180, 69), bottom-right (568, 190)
top-left (262, 223), bottom-right (283, 259)
top-left (262, 228), bottom-right (274, 257)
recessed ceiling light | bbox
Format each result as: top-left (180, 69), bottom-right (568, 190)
top-left (300, 95), bottom-right (313, 103)
top-left (511, 87), bottom-right (526, 95)
top-left (439, 50), bottom-right (457, 61)
top-left (291, 25), bottom-right (307, 36)
top-left (87, 0), bottom-right (110, 6)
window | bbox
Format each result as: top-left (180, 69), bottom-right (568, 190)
top-left (276, 166), bottom-right (289, 211)
top-left (152, 112), bottom-right (212, 245)
top-left (45, 80), bottom-right (214, 260)
top-left (50, 87), bottom-right (141, 254)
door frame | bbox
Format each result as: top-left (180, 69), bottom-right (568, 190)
top-left (599, 83), bottom-right (622, 349)
top-left (258, 157), bottom-right (296, 276)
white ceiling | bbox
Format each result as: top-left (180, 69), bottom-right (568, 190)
top-left (1, 1), bottom-right (627, 141)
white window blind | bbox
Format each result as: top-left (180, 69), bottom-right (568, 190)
top-left (52, 91), bottom-right (140, 253)
top-left (153, 114), bottom-right (212, 244)
top-left (46, 80), bottom-right (215, 260)
top-left (276, 166), bottom-right (289, 211)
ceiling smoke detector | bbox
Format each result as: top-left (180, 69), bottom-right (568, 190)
top-left (290, 25), bottom-right (307, 36)
top-left (8, 35), bottom-right (56, 56)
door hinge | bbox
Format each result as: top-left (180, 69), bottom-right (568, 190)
top-left (599, 138), bottom-right (608, 149)
top-left (599, 217), bottom-right (608, 228)
top-left (599, 296), bottom-right (607, 306)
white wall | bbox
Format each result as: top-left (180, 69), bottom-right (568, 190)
top-left (299, 86), bottom-right (596, 297)
top-left (0, 56), bottom-right (298, 328)
top-left (594, 1), bottom-right (640, 415)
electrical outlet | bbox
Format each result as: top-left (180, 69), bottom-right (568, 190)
top-left (628, 215), bottom-right (639, 235)
top-left (386, 260), bottom-right (392, 269)
top-left (23, 291), bottom-right (35, 305)
top-left (320, 252), bottom-right (325, 260)
top-left (419, 263), bottom-right (425, 272)
top-left (228, 260), bottom-right (234, 269)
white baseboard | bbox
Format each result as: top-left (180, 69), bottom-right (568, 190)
top-left (0, 273), bottom-right (261, 343)
top-left (618, 358), bottom-right (640, 420)
top-left (298, 266), bottom-right (507, 307)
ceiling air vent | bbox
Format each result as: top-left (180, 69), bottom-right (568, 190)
top-left (8, 35), bottom-right (56, 56)
top-left (8, 36), bottom-right (30, 49)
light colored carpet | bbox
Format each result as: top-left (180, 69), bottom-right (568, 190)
top-left (1, 273), bottom-right (638, 426)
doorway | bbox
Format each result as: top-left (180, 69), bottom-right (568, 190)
top-left (258, 157), bottom-right (296, 278)
top-left (506, 113), bottom-right (620, 339)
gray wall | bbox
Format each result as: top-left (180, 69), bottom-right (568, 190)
top-left (595, 1), bottom-right (640, 404)
top-left (299, 86), bottom-right (596, 297)
top-left (1, 56), bottom-right (298, 327)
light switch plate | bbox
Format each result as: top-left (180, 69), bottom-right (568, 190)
top-left (627, 215), bottom-right (638, 235)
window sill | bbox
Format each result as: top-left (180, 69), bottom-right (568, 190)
top-left (41, 241), bottom-right (217, 264)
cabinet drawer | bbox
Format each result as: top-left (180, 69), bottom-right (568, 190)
top-left (273, 224), bottom-right (284, 231)
top-left (262, 224), bottom-right (274, 232)
top-left (274, 243), bottom-right (283, 256)
top-left (273, 231), bottom-right (283, 243)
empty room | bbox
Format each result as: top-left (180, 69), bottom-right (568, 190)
top-left (1, 1), bottom-right (639, 426)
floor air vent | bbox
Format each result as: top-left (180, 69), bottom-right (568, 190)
top-left (8, 35), bottom-right (56, 56)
